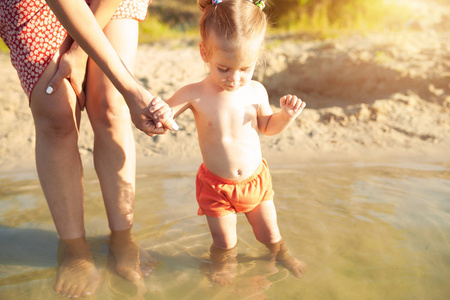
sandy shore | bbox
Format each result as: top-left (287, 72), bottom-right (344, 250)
top-left (0, 0), bottom-right (449, 173)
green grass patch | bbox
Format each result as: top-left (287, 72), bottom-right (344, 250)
top-left (140, 0), bottom-right (413, 42)
top-left (1, 0), bottom-right (413, 52)
top-left (139, 0), bottom-right (199, 43)
top-left (266, 0), bottom-right (413, 39)
top-left (0, 40), bottom-right (9, 54)
top-left (138, 17), bottom-right (198, 43)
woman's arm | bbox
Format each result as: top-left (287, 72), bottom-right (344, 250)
top-left (45, 0), bottom-right (174, 135)
top-left (47, 0), bottom-right (123, 108)
top-left (89, 0), bottom-right (123, 28)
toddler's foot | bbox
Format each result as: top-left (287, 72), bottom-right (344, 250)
top-left (110, 228), bottom-right (157, 281)
top-left (54, 237), bottom-right (101, 298)
top-left (209, 244), bottom-right (238, 285)
top-left (279, 256), bottom-right (307, 278)
top-left (265, 239), bottom-right (307, 278)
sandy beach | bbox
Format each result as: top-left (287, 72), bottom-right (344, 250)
top-left (0, 0), bottom-right (449, 173)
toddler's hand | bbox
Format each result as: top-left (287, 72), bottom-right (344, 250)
top-left (148, 97), bottom-right (179, 131)
top-left (280, 94), bottom-right (306, 119)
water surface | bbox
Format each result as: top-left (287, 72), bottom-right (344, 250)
top-left (1, 160), bottom-right (449, 299)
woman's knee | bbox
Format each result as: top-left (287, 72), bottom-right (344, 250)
top-left (88, 95), bottom-right (131, 131)
top-left (31, 94), bottom-right (79, 138)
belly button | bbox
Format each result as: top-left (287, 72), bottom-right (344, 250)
top-left (236, 169), bottom-right (242, 176)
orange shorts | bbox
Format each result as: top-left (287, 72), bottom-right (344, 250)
top-left (196, 159), bottom-right (275, 217)
top-left (0, 0), bottom-right (151, 99)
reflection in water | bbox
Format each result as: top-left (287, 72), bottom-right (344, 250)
top-left (0, 161), bottom-right (449, 299)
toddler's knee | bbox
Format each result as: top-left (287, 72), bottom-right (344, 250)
top-left (257, 233), bottom-right (281, 245)
top-left (211, 233), bottom-right (237, 250)
top-left (214, 241), bottom-right (236, 250)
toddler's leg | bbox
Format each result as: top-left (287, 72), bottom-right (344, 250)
top-left (206, 214), bottom-right (238, 284)
top-left (246, 201), bottom-right (307, 278)
top-left (209, 244), bottom-right (238, 285)
top-left (264, 239), bottom-right (307, 278)
top-left (206, 214), bottom-right (238, 249)
top-left (245, 200), bottom-right (281, 245)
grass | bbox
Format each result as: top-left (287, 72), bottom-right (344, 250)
top-left (138, 17), bottom-right (198, 43)
top-left (141, 0), bottom-right (413, 42)
top-left (267, 0), bottom-right (413, 39)
top-left (139, 0), bottom-right (199, 43)
top-left (0, 41), bottom-right (8, 53)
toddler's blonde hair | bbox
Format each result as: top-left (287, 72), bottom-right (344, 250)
top-left (198, 0), bottom-right (267, 53)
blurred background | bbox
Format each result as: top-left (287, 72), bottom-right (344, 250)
top-left (2, 0), bottom-right (447, 51)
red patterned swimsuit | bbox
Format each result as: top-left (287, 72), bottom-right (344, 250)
top-left (0, 0), bottom-right (151, 99)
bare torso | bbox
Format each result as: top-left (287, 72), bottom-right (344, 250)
top-left (179, 78), bottom-right (267, 181)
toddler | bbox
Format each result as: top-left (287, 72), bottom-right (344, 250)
top-left (154, 0), bottom-right (307, 284)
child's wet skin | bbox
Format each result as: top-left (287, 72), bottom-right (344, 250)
top-left (209, 244), bottom-right (238, 285)
top-left (265, 239), bottom-right (307, 278)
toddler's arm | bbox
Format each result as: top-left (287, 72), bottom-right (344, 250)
top-left (150, 84), bottom-right (196, 131)
top-left (259, 94), bottom-right (306, 136)
top-left (280, 94), bottom-right (306, 120)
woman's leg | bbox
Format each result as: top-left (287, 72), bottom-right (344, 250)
top-left (30, 42), bottom-right (100, 297)
top-left (85, 19), bottom-right (137, 233)
top-left (246, 200), bottom-right (307, 278)
top-left (84, 18), bottom-right (154, 282)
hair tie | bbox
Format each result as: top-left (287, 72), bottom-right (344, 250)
top-left (254, 0), bottom-right (265, 10)
top-left (212, 0), bottom-right (222, 4)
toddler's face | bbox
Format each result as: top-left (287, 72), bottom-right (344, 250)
top-left (201, 36), bottom-right (261, 92)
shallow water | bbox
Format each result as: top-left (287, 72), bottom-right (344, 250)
top-left (0, 159), bottom-right (449, 300)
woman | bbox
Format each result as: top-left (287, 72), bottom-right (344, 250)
top-left (0, 0), bottom-right (174, 297)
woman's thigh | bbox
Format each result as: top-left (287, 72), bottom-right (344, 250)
top-left (85, 18), bottom-right (139, 115)
top-left (30, 39), bottom-right (80, 131)
top-left (103, 19), bottom-right (139, 70)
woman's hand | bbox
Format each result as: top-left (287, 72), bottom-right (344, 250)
top-left (125, 85), bottom-right (178, 136)
top-left (149, 97), bottom-right (179, 131)
top-left (46, 42), bottom-right (89, 110)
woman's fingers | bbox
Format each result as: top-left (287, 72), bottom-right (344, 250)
top-left (46, 66), bottom-right (68, 95)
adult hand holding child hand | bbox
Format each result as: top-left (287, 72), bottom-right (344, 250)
top-left (124, 87), bottom-right (178, 137)
top-left (149, 97), bottom-right (179, 132)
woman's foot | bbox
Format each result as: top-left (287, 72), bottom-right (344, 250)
top-left (109, 228), bottom-right (157, 281)
top-left (54, 237), bottom-right (101, 298)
